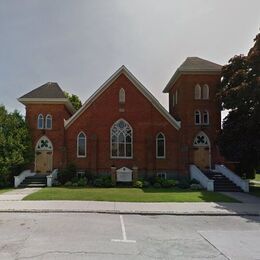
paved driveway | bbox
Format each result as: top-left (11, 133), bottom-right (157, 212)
top-left (0, 213), bottom-right (259, 259)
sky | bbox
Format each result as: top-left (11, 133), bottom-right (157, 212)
top-left (0, 0), bottom-right (259, 118)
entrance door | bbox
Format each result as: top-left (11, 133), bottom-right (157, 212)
top-left (35, 136), bottom-right (53, 174)
top-left (193, 131), bottom-right (211, 170)
top-left (193, 147), bottom-right (210, 169)
top-left (35, 151), bottom-right (53, 173)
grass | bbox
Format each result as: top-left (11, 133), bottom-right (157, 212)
top-left (0, 188), bottom-right (12, 195)
top-left (254, 173), bottom-right (260, 182)
top-left (23, 187), bottom-right (238, 202)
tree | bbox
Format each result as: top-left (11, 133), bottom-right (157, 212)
top-left (0, 106), bottom-right (34, 186)
top-left (217, 33), bottom-right (260, 178)
top-left (64, 91), bottom-right (82, 111)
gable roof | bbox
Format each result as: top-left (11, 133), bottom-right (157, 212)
top-left (18, 82), bottom-right (75, 114)
top-left (65, 66), bottom-right (181, 130)
top-left (163, 57), bottom-right (222, 93)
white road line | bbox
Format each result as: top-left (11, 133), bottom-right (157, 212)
top-left (111, 215), bottom-right (136, 243)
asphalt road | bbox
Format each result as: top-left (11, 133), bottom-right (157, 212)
top-left (0, 213), bottom-right (260, 259)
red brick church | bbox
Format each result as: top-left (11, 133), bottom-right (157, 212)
top-left (18, 57), bottom-right (223, 180)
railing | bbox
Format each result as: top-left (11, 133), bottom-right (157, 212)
top-left (14, 170), bottom-right (35, 188)
top-left (46, 169), bottom-right (58, 187)
top-left (190, 165), bottom-right (214, 191)
top-left (215, 164), bottom-right (249, 192)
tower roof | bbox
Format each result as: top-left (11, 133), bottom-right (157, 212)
top-left (19, 82), bottom-right (66, 99)
top-left (163, 57), bottom-right (222, 93)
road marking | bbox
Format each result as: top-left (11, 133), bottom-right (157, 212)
top-left (111, 215), bottom-right (136, 243)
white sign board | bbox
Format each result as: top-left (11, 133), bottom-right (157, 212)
top-left (116, 167), bottom-right (133, 182)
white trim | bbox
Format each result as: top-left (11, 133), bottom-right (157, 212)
top-left (45, 114), bottom-right (52, 129)
top-left (37, 114), bottom-right (44, 129)
top-left (110, 118), bottom-right (133, 159)
top-left (156, 132), bottom-right (166, 159)
top-left (65, 66), bottom-right (181, 130)
top-left (194, 110), bottom-right (201, 125)
top-left (18, 98), bottom-right (76, 114)
top-left (77, 131), bottom-right (87, 158)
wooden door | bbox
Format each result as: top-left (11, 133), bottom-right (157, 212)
top-left (35, 151), bottom-right (53, 173)
top-left (193, 147), bottom-right (210, 169)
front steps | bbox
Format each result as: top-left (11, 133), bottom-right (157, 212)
top-left (18, 175), bottom-right (47, 188)
top-left (203, 171), bottom-right (243, 192)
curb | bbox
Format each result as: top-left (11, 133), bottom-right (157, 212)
top-left (0, 209), bottom-right (259, 216)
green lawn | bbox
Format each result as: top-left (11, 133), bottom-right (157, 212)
top-left (0, 188), bottom-right (12, 195)
top-left (254, 173), bottom-right (260, 182)
top-left (23, 187), bottom-right (238, 202)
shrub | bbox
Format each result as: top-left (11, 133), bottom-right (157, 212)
top-left (64, 181), bottom-right (72, 187)
top-left (58, 163), bottom-right (77, 184)
top-left (177, 179), bottom-right (190, 189)
top-left (133, 180), bottom-right (143, 188)
top-left (93, 178), bottom-right (103, 187)
top-left (190, 179), bottom-right (200, 185)
top-left (143, 181), bottom-right (150, 188)
top-left (190, 184), bottom-right (203, 190)
top-left (102, 176), bottom-right (115, 187)
top-left (153, 182), bottom-right (161, 188)
top-left (72, 182), bottom-right (78, 187)
top-left (85, 170), bottom-right (94, 184)
top-left (78, 177), bottom-right (88, 187)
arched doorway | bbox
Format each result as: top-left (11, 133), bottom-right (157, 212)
top-left (193, 131), bottom-right (211, 170)
top-left (35, 136), bottom-right (53, 174)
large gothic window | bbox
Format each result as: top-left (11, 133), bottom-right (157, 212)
top-left (156, 133), bottom-right (166, 158)
top-left (37, 114), bottom-right (44, 129)
top-left (111, 119), bottom-right (132, 158)
top-left (77, 132), bottom-right (86, 157)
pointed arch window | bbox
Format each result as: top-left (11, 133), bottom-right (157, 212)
top-left (37, 114), bottom-right (44, 129)
top-left (193, 131), bottom-right (210, 147)
top-left (111, 119), bottom-right (132, 158)
top-left (77, 132), bottom-right (86, 157)
top-left (119, 88), bottom-right (125, 103)
top-left (202, 84), bottom-right (209, 99)
top-left (203, 111), bottom-right (209, 125)
top-left (156, 133), bottom-right (166, 158)
top-left (195, 84), bottom-right (201, 100)
top-left (172, 94), bottom-right (175, 107)
top-left (45, 114), bottom-right (52, 129)
top-left (195, 110), bottom-right (201, 125)
top-left (175, 90), bottom-right (178, 105)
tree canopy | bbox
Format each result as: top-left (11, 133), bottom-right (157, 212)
top-left (64, 91), bottom-right (82, 111)
top-left (217, 33), bottom-right (260, 178)
top-left (0, 106), bottom-right (34, 186)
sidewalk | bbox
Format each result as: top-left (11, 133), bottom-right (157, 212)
top-left (0, 190), bottom-right (260, 215)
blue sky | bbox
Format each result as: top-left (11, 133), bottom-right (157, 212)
top-left (0, 0), bottom-right (259, 118)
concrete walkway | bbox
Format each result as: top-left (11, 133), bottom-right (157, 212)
top-left (0, 188), bottom-right (41, 201)
top-left (0, 189), bottom-right (260, 215)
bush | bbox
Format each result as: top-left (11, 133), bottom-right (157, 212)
top-left (143, 181), bottom-right (150, 188)
top-left (102, 176), bottom-right (115, 187)
top-left (190, 179), bottom-right (200, 185)
top-left (190, 184), bottom-right (203, 190)
top-left (72, 182), bottom-right (78, 187)
top-left (64, 181), bottom-right (72, 187)
top-left (177, 179), bottom-right (190, 189)
top-left (78, 177), bottom-right (88, 187)
top-left (133, 180), bottom-right (143, 188)
top-left (58, 163), bottom-right (77, 184)
top-left (153, 182), bottom-right (161, 188)
top-left (93, 178), bottom-right (103, 187)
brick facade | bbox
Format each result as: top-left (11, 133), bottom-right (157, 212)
top-left (20, 60), bottom-right (223, 179)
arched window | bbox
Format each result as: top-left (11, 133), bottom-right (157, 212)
top-left (172, 94), bottom-right (175, 107)
top-left (202, 84), bottom-right (209, 99)
top-left (77, 132), bottom-right (86, 157)
top-left (111, 119), bottom-right (132, 158)
top-left (175, 90), bottom-right (178, 105)
top-left (194, 84), bottom-right (201, 100)
top-left (203, 111), bottom-right (209, 125)
top-left (45, 114), bottom-right (52, 129)
top-left (119, 88), bottom-right (125, 103)
top-left (195, 110), bottom-right (201, 125)
top-left (156, 133), bottom-right (165, 158)
top-left (193, 131), bottom-right (210, 147)
top-left (37, 114), bottom-right (44, 129)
